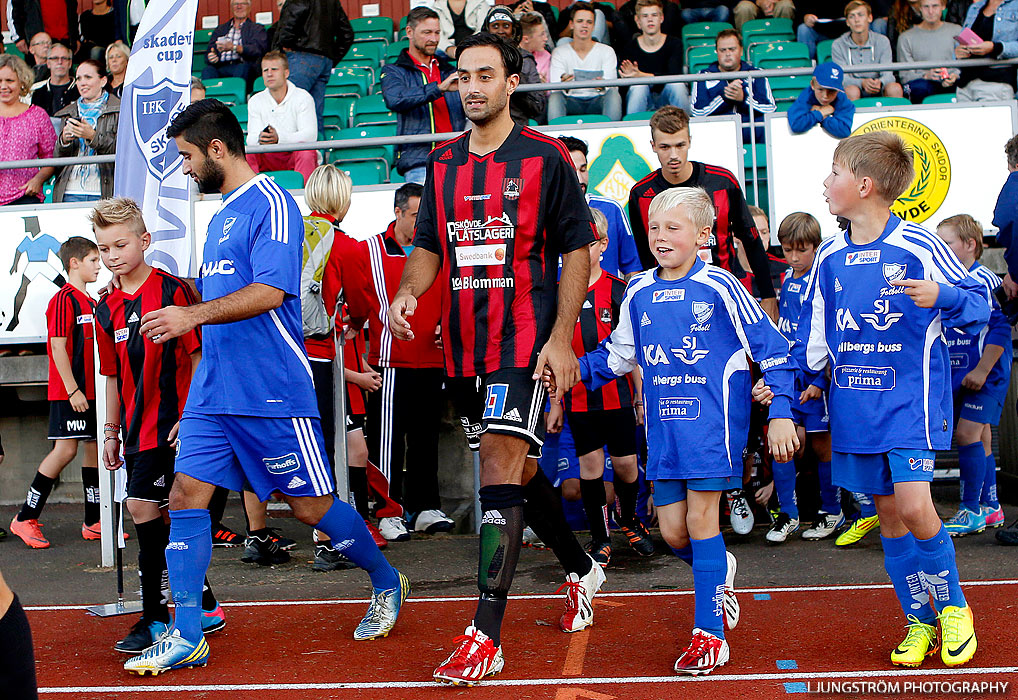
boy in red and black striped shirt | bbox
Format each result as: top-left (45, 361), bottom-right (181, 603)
top-left (91, 198), bottom-right (223, 655)
top-left (548, 209), bottom-right (651, 568)
top-left (10, 237), bottom-right (102, 550)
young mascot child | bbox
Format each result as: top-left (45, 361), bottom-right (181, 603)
top-left (936, 214), bottom-right (1012, 535)
top-left (792, 132), bottom-right (989, 668)
top-left (576, 187), bottom-right (799, 675)
top-left (10, 237), bottom-right (103, 548)
top-left (92, 198), bottom-right (225, 654)
top-left (768, 212), bottom-right (842, 543)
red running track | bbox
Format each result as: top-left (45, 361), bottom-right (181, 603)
top-left (31, 581), bottom-right (1018, 700)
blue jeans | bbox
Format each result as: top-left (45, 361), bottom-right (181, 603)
top-left (796, 23), bottom-right (824, 60)
top-left (201, 61), bottom-right (251, 84)
top-left (61, 193), bottom-right (101, 202)
top-left (626, 83), bottom-right (689, 115)
top-left (286, 51), bottom-right (333, 133)
top-left (403, 165), bottom-right (426, 184)
top-left (681, 6), bottom-right (731, 23)
top-left (547, 89), bottom-right (622, 121)
top-left (905, 78), bottom-right (952, 104)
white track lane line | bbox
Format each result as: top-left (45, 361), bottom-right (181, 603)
top-left (24, 578), bottom-right (1018, 612)
top-left (37, 666), bottom-right (1018, 694)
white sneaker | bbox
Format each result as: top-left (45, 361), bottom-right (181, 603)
top-left (557, 554), bottom-right (606, 633)
top-left (801, 511), bottom-right (845, 540)
top-left (522, 525), bottom-right (547, 549)
top-left (723, 550), bottom-right (740, 631)
top-left (765, 513), bottom-right (800, 543)
top-left (378, 516), bottom-right (411, 542)
top-left (727, 489), bottom-right (754, 535)
top-left (412, 509), bottom-right (455, 534)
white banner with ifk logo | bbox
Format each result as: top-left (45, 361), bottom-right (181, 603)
top-left (114, 0), bottom-right (198, 277)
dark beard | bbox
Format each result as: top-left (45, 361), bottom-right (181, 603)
top-left (196, 158), bottom-right (226, 194)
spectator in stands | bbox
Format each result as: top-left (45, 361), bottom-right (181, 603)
top-left (381, 7), bottom-right (465, 184)
top-left (885, 0), bottom-right (969, 46)
top-left (0, 54), bottom-right (55, 206)
top-left (787, 61), bottom-right (855, 137)
top-left (995, 134), bottom-right (1018, 299)
top-left (203, 0), bottom-right (269, 91)
top-left (832, 1), bottom-right (903, 99)
top-left (31, 41), bottom-right (77, 117)
top-left (245, 51), bottom-right (318, 183)
top-left (680, 0), bottom-right (732, 24)
top-left (508, 0), bottom-right (559, 43)
top-left (52, 59), bottom-right (119, 202)
top-left (273, 0), bottom-right (354, 133)
top-left (954, 0), bottom-right (1018, 102)
top-left (619, 0), bottom-right (688, 114)
top-left (554, 0), bottom-right (612, 45)
top-left (105, 41), bottom-right (129, 98)
top-left (484, 6), bottom-right (547, 124)
top-left (12, 0), bottom-right (78, 54)
top-left (691, 28), bottom-right (775, 124)
top-left (548, 2), bottom-right (622, 121)
top-left (734, 0), bottom-right (797, 31)
top-left (898, 0), bottom-right (961, 103)
top-left (520, 11), bottom-right (552, 82)
top-left (432, 0), bottom-right (489, 58)
top-left (796, 2), bottom-right (848, 59)
top-left (190, 77), bottom-right (206, 102)
top-left (26, 32), bottom-right (51, 81)
top-left (78, 0), bottom-right (117, 62)
top-left (614, 0), bottom-right (682, 50)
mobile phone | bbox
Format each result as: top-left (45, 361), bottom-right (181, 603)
top-left (262, 125), bottom-right (271, 133)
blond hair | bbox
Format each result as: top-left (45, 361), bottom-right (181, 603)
top-left (938, 214), bottom-right (984, 259)
top-left (105, 40), bottom-right (131, 68)
top-left (88, 197), bottom-right (148, 236)
top-left (305, 164), bottom-right (353, 219)
top-left (0, 54), bottom-right (36, 97)
top-left (748, 205), bottom-right (765, 219)
top-left (590, 207), bottom-right (608, 241)
top-left (648, 187), bottom-right (715, 232)
top-left (777, 212), bottom-right (822, 248)
top-left (833, 131), bottom-right (914, 203)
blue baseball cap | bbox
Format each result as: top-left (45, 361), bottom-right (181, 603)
top-left (813, 62), bottom-right (844, 91)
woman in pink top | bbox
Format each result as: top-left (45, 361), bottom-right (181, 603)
top-left (0, 55), bottom-right (56, 206)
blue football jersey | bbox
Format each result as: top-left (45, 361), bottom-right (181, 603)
top-left (186, 174), bottom-right (319, 419)
top-left (793, 215), bottom-right (989, 453)
top-left (579, 258), bottom-right (796, 481)
top-left (588, 194), bottom-right (643, 277)
top-left (946, 262), bottom-right (1013, 400)
top-left (777, 266), bottom-right (809, 343)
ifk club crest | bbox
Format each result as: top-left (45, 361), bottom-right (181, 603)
top-left (850, 117), bottom-right (951, 223)
top-left (132, 78), bottom-right (188, 180)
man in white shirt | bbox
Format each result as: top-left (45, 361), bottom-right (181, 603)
top-left (245, 50), bottom-right (318, 183)
top-left (547, 1), bottom-right (621, 121)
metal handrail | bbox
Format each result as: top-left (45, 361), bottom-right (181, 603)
top-left (1, 55), bottom-right (1014, 171)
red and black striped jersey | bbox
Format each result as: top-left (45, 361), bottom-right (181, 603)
top-left (94, 269), bottom-right (200, 455)
top-left (414, 124), bottom-right (597, 377)
top-left (627, 162), bottom-right (776, 299)
top-left (46, 284), bottom-right (96, 401)
top-left (565, 270), bottom-right (633, 412)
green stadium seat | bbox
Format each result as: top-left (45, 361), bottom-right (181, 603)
top-left (351, 16), bottom-right (395, 37)
top-left (333, 65), bottom-right (375, 94)
top-left (336, 59), bottom-right (377, 84)
top-left (43, 180), bottom-right (54, 204)
top-left (768, 74), bottom-right (811, 102)
top-left (548, 114), bottom-right (612, 125)
top-left (751, 42), bottom-right (811, 70)
top-left (389, 170), bottom-right (405, 183)
top-left (684, 35), bottom-right (725, 66)
top-left (336, 160), bottom-right (387, 185)
top-left (853, 96), bottom-right (911, 107)
top-left (325, 71), bottom-right (367, 98)
top-left (623, 110), bottom-right (656, 121)
top-left (681, 21), bottom-right (732, 43)
top-left (742, 18), bottom-right (793, 52)
top-left (399, 15), bottom-right (409, 36)
top-left (923, 93), bottom-right (957, 104)
top-left (743, 143), bottom-right (767, 173)
top-left (194, 29), bottom-right (214, 51)
top-left (686, 45), bottom-right (719, 74)
top-left (263, 170), bottom-right (304, 190)
top-left (252, 76), bottom-right (265, 94)
top-left (229, 104), bottom-right (248, 128)
top-left (353, 94), bottom-right (396, 126)
top-left (817, 39), bottom-right (834, 65)
top-left (385, 40), bottom-right (409, 63)
top-left (4, 42), bottom-right (25, 59)
top-left (347, 40), bottom-right (385, 65)
top-left (203, 76), bottom-right (246, 106)
top-left (323, 96), bottom-right (356, 132)
top-left (774, 101), bottom-right (793, 112)
top-left (192, 53), bottom-right (206, 73)
top-left (330, 125), bottom-right (396, 168)
top-left (354, 30), bottom-right (391, 45)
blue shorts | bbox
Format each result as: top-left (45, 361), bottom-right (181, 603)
top-left (539, 416), bottom-right (614, 486)
top-left (832, 448), bottom-right (935, 497)
top-left (790, 393), bottom-right (829, 433)
top-left (175, 413), bottom-right (335, 502)
top-left (654, 476), bottom-right (739, 507)
top-left (954, 392), bottom-right (1004, 426)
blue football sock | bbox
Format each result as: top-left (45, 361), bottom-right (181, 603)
top-left (914, 524), bottom-right (967, 611)
top-left (316, 496), bottom-right (398, 593)
top-left (855, 492), bottom-right (877, 519)
top-left (818, 460), bottom-right (840, 514)
top-left (957, 442), bottom-right (984, 512)
top-left (772, 459), bottom-right (798, 520)
top-left (881, 532), bottom-right (935, 624)
top-left (670, 543), bottom-right (693, 566)
top-left (166, 508), bottom-right (213, 642)
top-left (982, 453), bottom-right (999, 509)
top-left (691, 534), bottom-right (726, 638)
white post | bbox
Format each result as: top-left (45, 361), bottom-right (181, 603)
top-left (333, 334), bottom-right (349, 501)
top-left (94, 326), bottom-right (115, 568)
